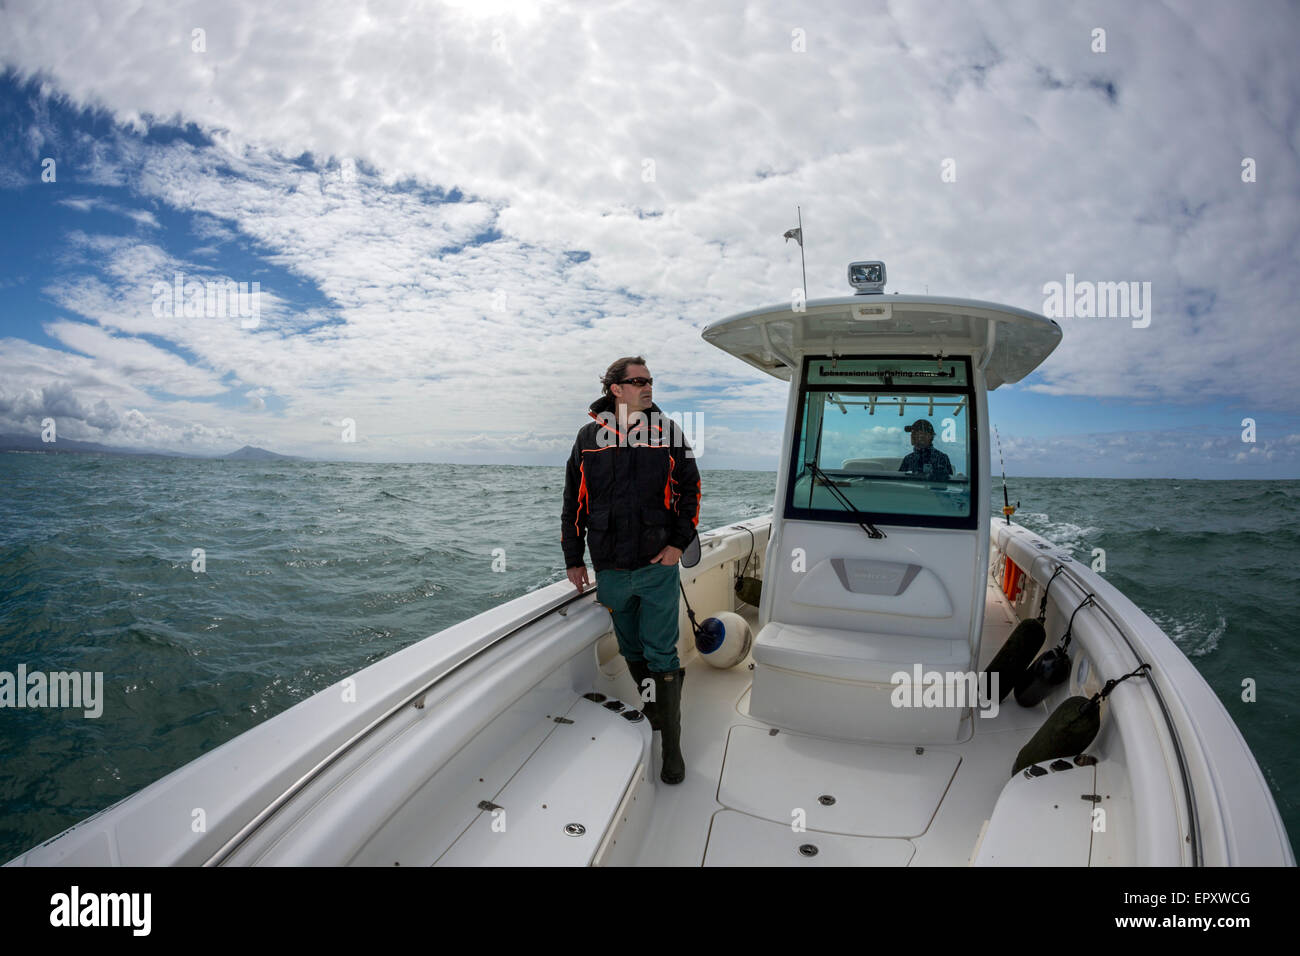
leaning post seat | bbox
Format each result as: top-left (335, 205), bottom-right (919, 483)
top-left (750, 621), bottom-right (976, 743)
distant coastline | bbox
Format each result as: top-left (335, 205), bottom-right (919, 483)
top-left (0, 434), bottom-right (300, 461)
top-left (1, 438), bottom-right (1295, 479)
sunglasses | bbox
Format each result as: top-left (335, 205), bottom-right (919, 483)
top-left (618, 377), bottom-right (653, 387)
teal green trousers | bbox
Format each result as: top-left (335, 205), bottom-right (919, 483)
top-left (595, 562), bottom-right (682, 673)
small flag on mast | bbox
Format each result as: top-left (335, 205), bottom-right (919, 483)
top-left (786, 207), bottom-right (808, 306)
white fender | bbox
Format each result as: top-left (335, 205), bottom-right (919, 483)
top-left (695, 611), bottom-right (753, 668)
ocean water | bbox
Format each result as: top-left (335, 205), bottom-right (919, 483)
top-left (0, 455), bottom-right (1295, 862)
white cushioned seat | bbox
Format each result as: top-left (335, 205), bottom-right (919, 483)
top-left (754, 621), bottom-right (972, 684)
top-left (749, 621), bottom-right (976, 743)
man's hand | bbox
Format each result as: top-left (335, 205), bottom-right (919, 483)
top-left (651, 545), bottom-right (683, 566)
top-left (566, 565), bottom-right (590, 591)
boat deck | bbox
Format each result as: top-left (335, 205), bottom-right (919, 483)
top-left (625, 579), bottom-right (1050, 866)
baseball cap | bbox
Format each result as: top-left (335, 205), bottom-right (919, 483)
top-left (904, 419), bottom-right (935, 434)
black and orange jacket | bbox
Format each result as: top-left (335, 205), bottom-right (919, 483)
top-left (562, 393), bottom-right (702, 572)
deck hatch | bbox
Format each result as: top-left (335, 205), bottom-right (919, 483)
top-left (718, 726), bottom-right (959, 838)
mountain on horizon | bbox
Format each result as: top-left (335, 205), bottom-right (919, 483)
top-left (220, 445), bottom-right (299, 460)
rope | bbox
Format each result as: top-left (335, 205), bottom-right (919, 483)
top-left (1037, 564), bottom-right (1066, 622)
top-left (1079, 662), bottom-right (1151, 715)
top-left (1058, 593), bottom-right (1096, 651)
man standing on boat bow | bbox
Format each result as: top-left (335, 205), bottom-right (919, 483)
top-left (561, 356), bottom-right (701, 785)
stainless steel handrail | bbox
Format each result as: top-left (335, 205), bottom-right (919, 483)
top-left (204, 584), bottom-right (600, 866)
top-left (1010, 546), bottom-right (1203, 866)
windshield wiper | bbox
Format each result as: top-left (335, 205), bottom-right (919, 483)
top-left (807, 462), bottom-right (887, 539)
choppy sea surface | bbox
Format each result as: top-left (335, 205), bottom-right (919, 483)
top-left (0, 455), bottom-right (1295, 861)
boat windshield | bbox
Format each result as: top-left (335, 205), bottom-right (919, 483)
top-left (786, 356), bottom-right (977, 529)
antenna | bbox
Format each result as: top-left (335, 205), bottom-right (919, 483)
top-left (783, 208), bottom-right (808, 305)
top-left (797, 206), bottom-right (807, 304)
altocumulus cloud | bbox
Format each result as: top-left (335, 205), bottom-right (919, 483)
top-left (0, 0), bottom-right (1295, 472)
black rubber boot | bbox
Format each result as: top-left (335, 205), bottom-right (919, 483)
top-left (626, 659), bottom-right (660, 731)
top-left (652, 668), bottom-right (685, 784)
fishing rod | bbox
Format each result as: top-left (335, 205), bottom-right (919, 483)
top-left (994, 425), bottom-right (1019, 525)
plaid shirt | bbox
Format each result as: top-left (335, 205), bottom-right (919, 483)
top-left (899, 446), bottom-right (953, 481)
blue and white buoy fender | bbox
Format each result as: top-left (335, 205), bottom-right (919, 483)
top-left (694, 610), bottom-right (753, 668)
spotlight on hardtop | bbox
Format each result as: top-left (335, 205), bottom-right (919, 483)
top-left (848, 260), bottom-right (887, 294)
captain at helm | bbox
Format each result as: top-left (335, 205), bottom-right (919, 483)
top-left (898, 418), bottom-right (953, 481)
top-left (789, 356), bottom-right (974, 529)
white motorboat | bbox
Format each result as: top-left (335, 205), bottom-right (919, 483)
top-left (9, 261), bottom-right (1292, 867)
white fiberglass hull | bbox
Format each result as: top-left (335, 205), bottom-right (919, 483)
top-left (7, 515), bottom-right (1291, 867)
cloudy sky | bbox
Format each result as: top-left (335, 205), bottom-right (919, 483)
top-left (0, 0), bottom-right (1296, 477)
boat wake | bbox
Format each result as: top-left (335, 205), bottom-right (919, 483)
top-left (1010, 510), bottom-right (1101, 556)
top-left (1148, 608), bottom-right (1228, 658)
